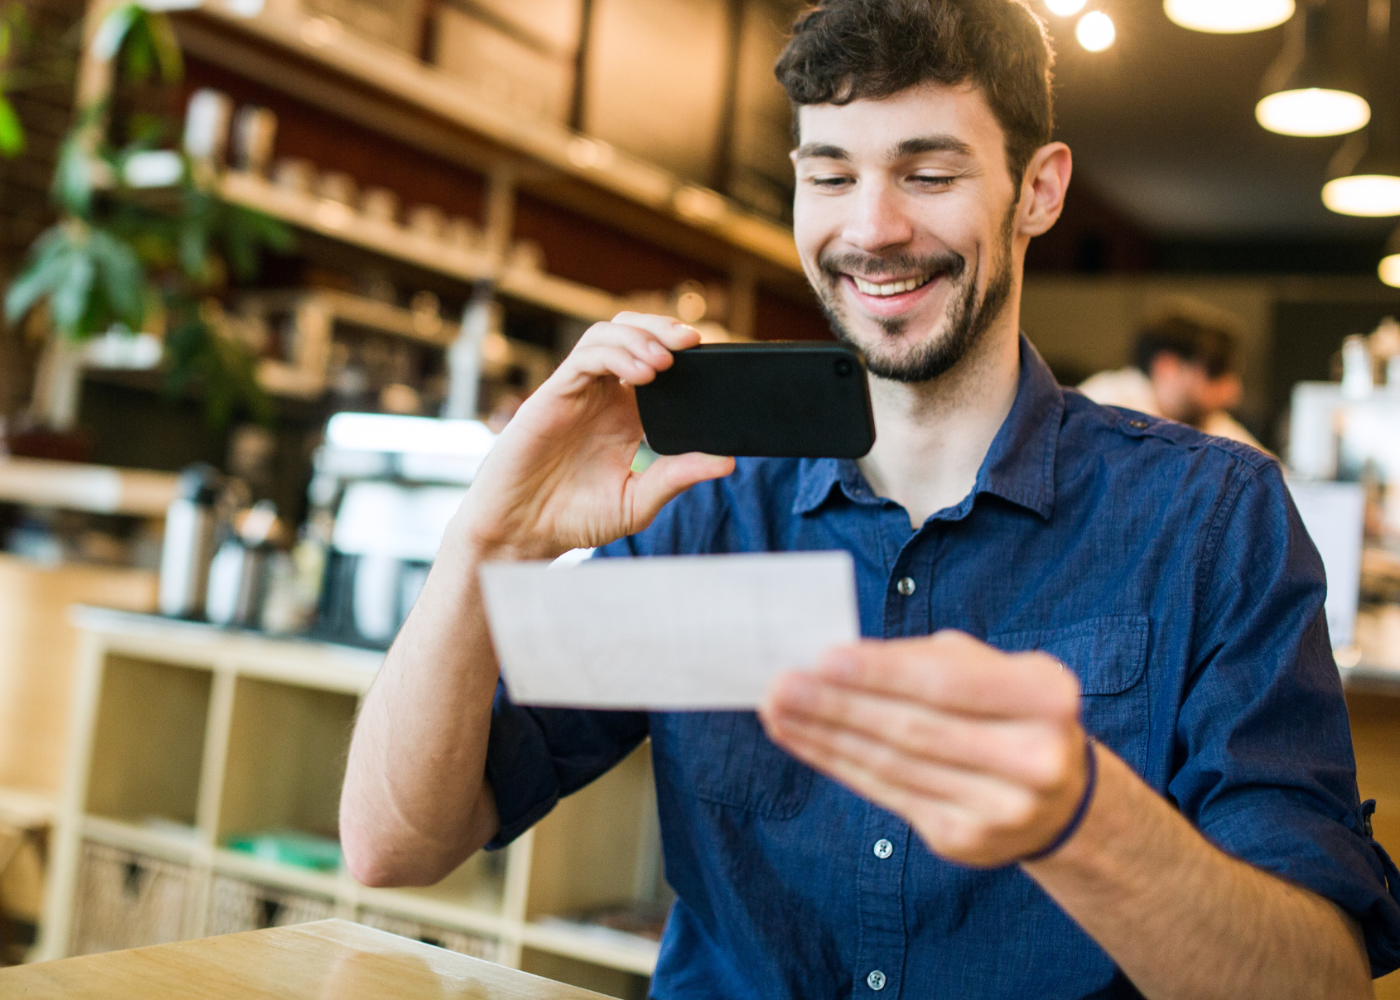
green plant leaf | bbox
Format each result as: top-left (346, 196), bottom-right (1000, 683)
top-left (178, 219), bottom-right (209, 282)
top-left (90, 3), bottom-right (140, 62)
top-left (89, 228), bottom-right (145, 329)
top-left (49, 249), bottom-right (96, 335)
top-left (51, 134), bottom-right (93, 216)
top-left (144, 11), bottom-right (183, 85)
top-left (4, 230), bottom-right (72, 324)
top-left (0, 96), bottom-right (24, 157)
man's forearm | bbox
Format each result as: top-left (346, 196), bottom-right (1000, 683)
top-left (1026, 745), bottom-right (1372, 1000)
top-left (339, 534), bottom-right (503, 887)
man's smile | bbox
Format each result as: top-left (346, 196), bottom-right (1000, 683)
top-left (840, 269), bottom-right (946, 318)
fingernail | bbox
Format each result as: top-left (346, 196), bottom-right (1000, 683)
top-left (674, 322), bottom-right (700, 335)
top-left (819, 649), bottom-right (859, 680)
top-left (775, 674), bottom-right (817, 709)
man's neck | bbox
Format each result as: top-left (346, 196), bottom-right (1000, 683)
top-left (857, 322), bottom-right (1022, 528)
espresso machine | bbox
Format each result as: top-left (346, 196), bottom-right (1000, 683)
top-left (310, 413), bottom-right (495, 647)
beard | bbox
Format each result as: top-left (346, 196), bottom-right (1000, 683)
top-left (813, 207), bottom-right (1017, 384)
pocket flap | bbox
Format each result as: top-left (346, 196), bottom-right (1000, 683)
top-left (989, 614), bottom-right (1149, 695)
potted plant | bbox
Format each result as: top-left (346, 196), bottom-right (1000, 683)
top-left (3, 0), bottom-right (290, 439)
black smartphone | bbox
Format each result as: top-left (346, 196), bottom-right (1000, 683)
top-left (634, 342), bottom-right (876, 458)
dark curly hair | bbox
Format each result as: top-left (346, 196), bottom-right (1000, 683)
top-left (775, 0), bottom-right (1055, 184)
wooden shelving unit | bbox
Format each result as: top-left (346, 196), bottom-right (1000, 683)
top-left (40, 607), bottom-right (664, 998)
top-left (0, 458), bottom-right (178, 518)
top-left (219, 171), bottom-right (626, 324)
top-left (178, 0), bottom-right (803, 280)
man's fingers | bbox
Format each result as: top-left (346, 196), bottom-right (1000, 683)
top-left (767, 711), bottom-right (1041, 829)
top-left (818, 633), bottom-right (1080, 722)
top-left (584, 320), bottom-right (678, 367)
top-left (770, 724), bottom-right (982, 846)
top-left (562, 343), bottom-right (660, 387)
top-left (764, 674), bottom-right (1074, 790)
top-left (608, 312), bottom-right (703, 352)
top-left (629, 452), bottom-right (736, 527)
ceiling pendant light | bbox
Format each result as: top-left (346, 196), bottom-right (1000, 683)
top-left (1165, 0), bottom-right (1295, 34)
top-left (1045, 0), bottom-right (1087, 16)
top-left (1380, 227), bottom-right (1400, 287)
top-left (1324, 130), bottom-right (1400, 216)
top-left (1256, 1), bottom-right (1370, 136)
top-left (1324, 0), bottom-right (1400, 215)
top-left (1076, 10), bottom-right (1116, 51)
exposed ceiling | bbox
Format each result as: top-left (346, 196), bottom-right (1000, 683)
top-left (1043, 0), bottom-right (1394, 243)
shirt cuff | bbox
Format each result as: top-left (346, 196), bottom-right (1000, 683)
top-left (482, 683), bottom-right (563, 850)
top-left (1199, 792), bottom-right (1400, 976)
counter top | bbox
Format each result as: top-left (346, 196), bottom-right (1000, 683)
top-left (1, 919), bottom-right (608, 999)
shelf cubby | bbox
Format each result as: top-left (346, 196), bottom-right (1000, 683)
top-left (520, 947), bottom-right (650, 1000)
top-left (525, 743), bottom-right (660, 924)
top-left (363, 849), bottom-right (508, 920)
top-left (216, 676), bottom-right (357, 847)
top-left (84, 654), bottom-right (212, 829)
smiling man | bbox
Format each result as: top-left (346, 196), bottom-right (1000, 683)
top-left (339, 1), bottom-right (1400, 997)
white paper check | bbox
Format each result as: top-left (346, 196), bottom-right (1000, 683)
top-left (479, 551), bottom-right (860, 709)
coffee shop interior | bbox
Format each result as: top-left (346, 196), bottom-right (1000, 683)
top-left (2, 0), bottom-right (1400, 994)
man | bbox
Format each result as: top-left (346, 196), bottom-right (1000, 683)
top-left (340, 0), bottom-right (1400, 996)
top-left (1078, 303), bottom-right (1265, 449)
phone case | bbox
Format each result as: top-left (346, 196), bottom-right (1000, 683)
top-left (634, 342), bottom-right (876, 458)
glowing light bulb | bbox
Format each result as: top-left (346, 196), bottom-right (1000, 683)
top-left (1380, 254), bottom-right (1400, 288)
top-left (1076, 11), bottom-right (1115, 51)
top-left (1321, 175), bottom-right (1400, 217)
top-left (1046, 0), bottom-right (1087, 16)
top-left (1255, 89), bottom-right (1371, 137)
top-left (1164, 0), bottom-right (1294, 33)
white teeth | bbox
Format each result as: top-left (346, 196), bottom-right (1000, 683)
top-left (851, 274), bottom-right (931, 296)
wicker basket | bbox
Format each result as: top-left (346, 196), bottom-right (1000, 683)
top-left (206, 874), bottom-right (336, 935)
top-left (356, 907), bottom-right (502, 963)
top-left (69, 842), bottom-right (199, 956)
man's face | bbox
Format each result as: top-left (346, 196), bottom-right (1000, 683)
top-left (1148, 354), bottom-right (1243, 428)
top-left (791, 81), bottom-right (1023, 383)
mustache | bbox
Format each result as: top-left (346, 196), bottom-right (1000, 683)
top-left (818, 250), bottom-right (966, 282)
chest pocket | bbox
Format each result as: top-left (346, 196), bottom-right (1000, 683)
top-left (655, 711), bottom-right (813, 819)
top-left (988, 614), bottom-right (1150, 776)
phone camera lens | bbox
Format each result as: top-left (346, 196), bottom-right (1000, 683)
top-left (834, 358), bottom-right (854, 377)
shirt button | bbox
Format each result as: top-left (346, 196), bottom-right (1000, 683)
top-left (1128, 419), bottom-right (1149, 429)
top-left (873, 838), bottom-right (893, 859)
top-left (867, 970), bottom-right (887, 991)
top-left (895, 576), bottom-right (916, 596)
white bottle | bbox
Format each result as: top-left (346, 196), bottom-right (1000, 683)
top-left (443, 283), bottom-right (497, 420)
top-left (158, 464), bottom-right (222, 618)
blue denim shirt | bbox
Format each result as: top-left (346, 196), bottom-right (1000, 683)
top-left (485, 336), bottom-right (1400, 998)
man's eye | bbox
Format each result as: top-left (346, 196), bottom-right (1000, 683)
top-left (911, 175), bottom-right (955, 186)
top-left (809, 175), bottom-right (853, 188)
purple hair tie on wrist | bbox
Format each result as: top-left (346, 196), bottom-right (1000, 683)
top-left (1021, 734), bottom-right (1098, 863)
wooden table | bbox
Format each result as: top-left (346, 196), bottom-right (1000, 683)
top-left (0, 919), bottom-right (610, 999)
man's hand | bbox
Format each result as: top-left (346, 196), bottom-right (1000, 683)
top-left (452, 312), bottom-right (735, 561)
top-left (761, 631), bottom-right (1374, 999)
top-left (759, 630), bottom-right (1089, 867)
top-left (341, 313), bottom-right (733, 888)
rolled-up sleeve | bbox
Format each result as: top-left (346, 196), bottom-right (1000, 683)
top-left (1170, 461), bottom-right (1400, 974)
top-left (483, 688), bottom-right (648, 849)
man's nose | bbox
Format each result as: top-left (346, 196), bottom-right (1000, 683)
top-left (842, 181), bottom-right (914, 253)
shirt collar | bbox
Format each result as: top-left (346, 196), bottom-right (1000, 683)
top-left (792, 333), bottom-right (1064, 521)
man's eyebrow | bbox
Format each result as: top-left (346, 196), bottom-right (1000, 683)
top-left (889, 135), bottom-right (974, 160)
top-left (793, 143), bottom-right (849, 161)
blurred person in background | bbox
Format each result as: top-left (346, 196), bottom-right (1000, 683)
top-left (1078, 303), bottom-right (1264, 451)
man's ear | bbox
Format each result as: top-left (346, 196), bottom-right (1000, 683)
top-left (1018, 142), bottom-right (1073, 238)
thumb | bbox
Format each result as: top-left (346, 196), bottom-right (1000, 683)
top-left (629, 452), bottom-right (736, 528)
